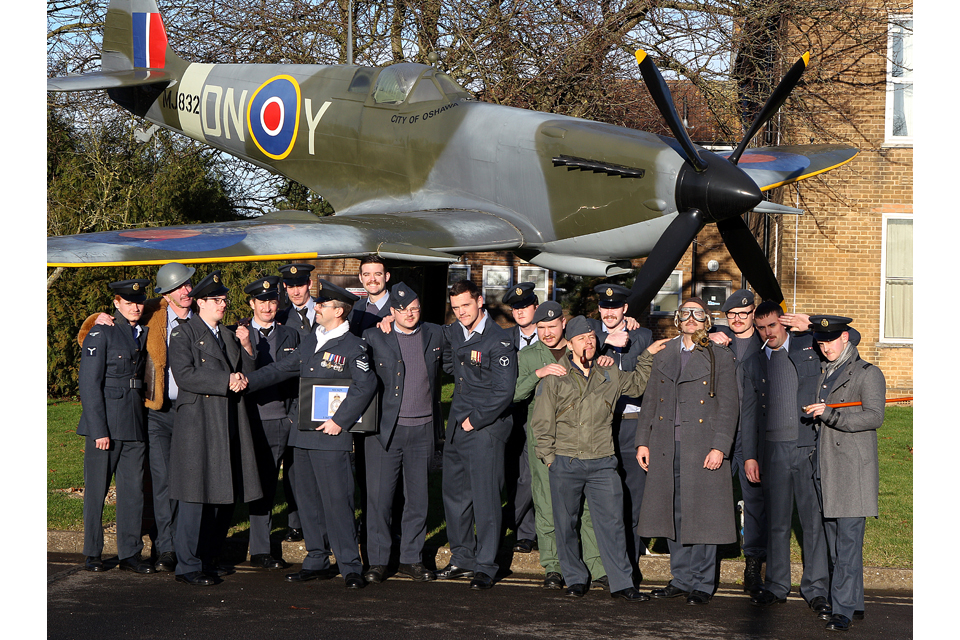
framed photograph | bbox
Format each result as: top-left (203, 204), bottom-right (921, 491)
top-left (298, 379), bottom-right (378, 434)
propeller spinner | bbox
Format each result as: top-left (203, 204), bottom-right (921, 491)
top-left (625, 50), bottom-right (810, 316)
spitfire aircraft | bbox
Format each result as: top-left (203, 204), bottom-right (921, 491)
top-left (47, 0), bottom-right (858, 313)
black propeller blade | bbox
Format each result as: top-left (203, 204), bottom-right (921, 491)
top-left (716, 215), bottom-right (784, 303)
top-left (635, 50), bottom-right (707, 172)
top-left (728, 52), bottom-right (809, 165)
top-left (623, 209), bottom-right (704, 313)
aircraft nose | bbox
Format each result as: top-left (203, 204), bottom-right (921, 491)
top-left (674, 155), bottom-right (762, 222)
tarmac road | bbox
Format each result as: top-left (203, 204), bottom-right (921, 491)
top-left (47, 553), bottom-right (913, 639)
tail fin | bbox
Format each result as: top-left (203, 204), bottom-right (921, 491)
top-left (102, 0), bottom-right (186, 75)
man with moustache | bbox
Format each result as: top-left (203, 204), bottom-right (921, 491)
top-left (591, 283), bottom-right (653, 573)
top-left (350, 255), bottom-right (393, 336)
top-left (361, 282), bottom-right (443, 583)
top-left (77, 279), bottom-right (154, 574)
top-left (168, 271), bottom-right (262, 586)
top-left (514, 302), bottom-right (608, 590)
top-left (436, 279), bottom-right (517, 590)
top-left (532, 316), bottom-right (667, 601)
top-left (740, 301), bottom-right (831, 618)
top-left (501, 282), bottom-right (540, 554)
top-left (235, 276), bottom-right (302, 570)
top-left (804, 316), bottom-right (885, 632)
top-left (243, 280), bottom-right (377, 590)
top-left (636, 298), bottom-right (739, 605)
top-left (78, 262), bottom-right (197, 572)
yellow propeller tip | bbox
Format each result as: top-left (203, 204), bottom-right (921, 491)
top-left (635, 50), bottom-right (647, 65)
top-left (802, 51), bottom-right (810, 65)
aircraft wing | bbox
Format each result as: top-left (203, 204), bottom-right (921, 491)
top-left (47, 209), bottom-right (526, 267)
top-left (721, 144), bottom-right (859, 191)
top-left (47, 69), bottom-right (175, 92)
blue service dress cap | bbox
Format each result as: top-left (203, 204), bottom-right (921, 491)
top-left (109, 279), bottom-right (150, 303)
top-left (502, 282), bottom-right (538, 308)
top-left (188, 270), bottom-right (229, 299)
top-left (244, 275), bottom-right (281, 300)
top-left (593, 283), bottom-right (631, 308)
top-left (315, 278), bottom-right (360, 305)
top-left (278, 263), bottom-right (315, 286)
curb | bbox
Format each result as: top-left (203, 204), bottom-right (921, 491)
top-left (47, 530), bottom-right (912, 591)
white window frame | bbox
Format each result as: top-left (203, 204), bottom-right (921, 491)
top-left (650, 270), bottom-right (684, 316)
top-left (447, 264), bottom-right (471, 287)
top-left (879, 213), bottom-right (913, 343)
top-left (482, 265), bottom-right (512, 307)
top-left (884, 14), bottom-right (913, 147)
top-left (517, 265), bottom-right (550, 305)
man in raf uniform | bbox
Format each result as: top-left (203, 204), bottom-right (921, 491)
top-left (501, 282), bottom-right (539, 554)
top-left (276, 264), bottom-right (318, 339)
top-left (361, 282), bottom-right (443, 583)
top-left (592, 283), bottom-right (653, 574)
top-left (436, 279), bottom-right (517, 590)
top-left (740, 301), bottom-right (831, 618)
top-left (636, 298), bottom-right (739, 605)
top-left (804, 316), bottom-right (885, 632)
top-left (168, 271), bottom-right (262, 586)
top-left (515, 302), bottom-right (608, 590)
top-left (532, 316), bottom-right (667, 601)
top-left (236, 276), bottom-right (302, 570)
top-left (350, 255), bottom-right (394, 336)
top-left (77, 261), bottom-right (196, 572)
top-left (77, 279), bottom-right (155, 574)
top-left (244, 279), bottom-right (377, 590)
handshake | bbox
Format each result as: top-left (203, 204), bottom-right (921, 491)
top-left (229, 372), bottom-right (249, 393)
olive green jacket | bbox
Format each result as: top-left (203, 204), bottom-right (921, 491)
top-left (531, 351), bottom-right (653, 466)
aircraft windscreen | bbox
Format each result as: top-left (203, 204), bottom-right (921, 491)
top-left (435, 71), bottom-right (469, 96)
top-left (372, 63), bottom-right (431, 104)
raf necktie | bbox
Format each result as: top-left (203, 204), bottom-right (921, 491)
top-left (259, 326), bottom-right (272, 339)
top-left (297, 307), bottom-right (309, 327)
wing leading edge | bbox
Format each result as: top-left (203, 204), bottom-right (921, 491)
top-left (727, 144), bottom-right (859, 192)
top-left (47, 210), bottom-right (525, 267)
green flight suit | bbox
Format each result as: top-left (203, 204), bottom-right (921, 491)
top-left (514, 340), bottom-right (606, 580)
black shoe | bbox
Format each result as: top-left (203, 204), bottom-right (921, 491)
top-left (591, 575), bottom-right (609, 589)
top-left (751, 589), bottom-right (787, 607)
top-left (743, 556), bottom-right (764, 594)
top-left (397, 562), bottom-right (436, 581)
top-left (284, 528), bottom-right (303, 542)
top-left (285, 567), bottom-right (338, 582)
top-left (686, 590), bottom-right (711, 605)
top-left (612, 587), bottom-right (651, 601)
top-left (119, 554), bottom-right (156, 574)
top-left (513, 538), bottom-right (536, 553)
top-left (84, 556), bottom-right (105, 572)
top-left (202, 563), bottom-right (234, 578)
top-left (543, 572), bottom-right (564, 589)
top-left (250, 554), bottom-right (284, 569)
top-left (469, 572), bottom-right (495, 590)
top-left (363, 565), bottom-right (387, 584)
top-left (344, 572), bottom-right (366, 589)
top-left (176, 571), bottom-right (216, 586)
top-left (565, 583), bottom-right (588, 597)
top-left (436, 564), bottom-right (474, 580)
top-left (809, 596), bottom-right (833, 620)
top-left (154, 551), bottom-right (177, 572)
top-left (825, 614), bottom-right (851, 631)
top-left (853, 610), bottom-right (864, 621)
top-left (651, 584), bottom-right (687, 599)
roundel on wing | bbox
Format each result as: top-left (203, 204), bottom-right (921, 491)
top-left (247, 75), bottom-right (301, 160)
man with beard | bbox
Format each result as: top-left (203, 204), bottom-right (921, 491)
top-left (236, 275), bottom-right (302, 570)
top-left (513, 302), bottom-right (607, 590)
top-left (168, 271), bottom-right (262, 586)
top-left (636, 298), bottom-right (739, 605)
top-left (532, 316), bottom-right (667, 600)
top-left (804, 316), bottom-right (885, 632)
top-left (77, 279), bottom-right (154, 574)
top-left (78, 262), bottom-right (197, 572)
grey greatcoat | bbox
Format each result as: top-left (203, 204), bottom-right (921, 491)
top-left (815, 346), bottom-right (885, 519)
top-left (167, 317), bottom-right (262, 505)
top-left (635, 337), bottom-right (739, 544)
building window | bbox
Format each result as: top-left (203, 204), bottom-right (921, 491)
top-left (651, 270), bottom-right (683, 315)
top-left (517, 265), bottom-right (550, 304)
top-left (447, 264), bottom-right (471, 287)
top-left (885, 15), bottom-right (913, 146)
top-left (880, 215), bottom-right (912, 342)
top-left (482, 265), bottom-right (512, 306)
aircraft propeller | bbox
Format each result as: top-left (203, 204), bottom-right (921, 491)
top-left (625, 50), bottom-right (811, 316)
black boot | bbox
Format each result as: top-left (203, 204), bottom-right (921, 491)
top-left (743, 556), bottom-right (763, 594)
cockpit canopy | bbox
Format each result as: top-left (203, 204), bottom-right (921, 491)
top-left (348, 63), bottom-right (470, 105)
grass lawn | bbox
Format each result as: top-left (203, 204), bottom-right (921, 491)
top-left (47, 394), bottom-right (912, 569)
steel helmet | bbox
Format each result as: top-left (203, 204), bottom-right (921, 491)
top-left (154, 262), bottom-right (196, 294)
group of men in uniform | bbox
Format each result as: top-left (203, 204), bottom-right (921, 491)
top-left (75, 262), bottom-right (885, 629)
